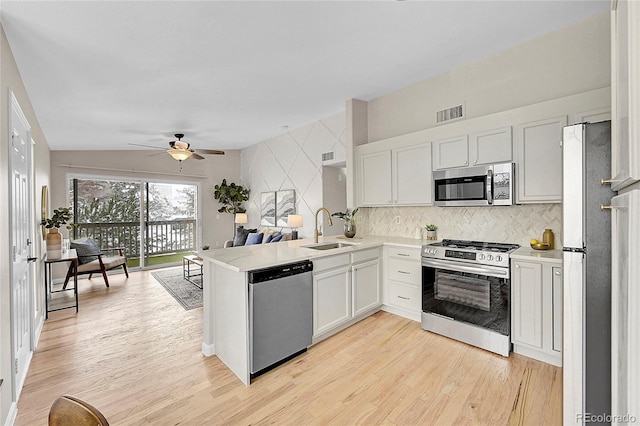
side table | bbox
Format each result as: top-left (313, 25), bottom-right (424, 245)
top-left (183, 255), bottom-right (203, 289)
top-left (44, 249), bottom-right (78, 319)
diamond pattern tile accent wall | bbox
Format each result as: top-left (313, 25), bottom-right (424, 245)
top-left (360, 204), bottom-right (562, 247)
top-left (241, 112), bottom-right (346, 238)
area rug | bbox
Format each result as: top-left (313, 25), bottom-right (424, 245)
top-left (151, 268), bottom-right (202, 310)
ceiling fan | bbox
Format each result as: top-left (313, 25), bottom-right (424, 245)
top-left (129, 133), bottom-right (225, 162)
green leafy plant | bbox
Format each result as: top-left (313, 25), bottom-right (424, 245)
top-left (425, 224), bottom-right (438, 231)
top-left (213, 179), bottom-right (250, 214)
top-left (41, 207), bottom-right (75, 230)
top-left (331, 208), bottom-right (359, 222)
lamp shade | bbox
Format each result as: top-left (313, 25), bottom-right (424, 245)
top-left (167, 149), bottom-right (193, 161)
top-left (235, 213), bottom-right (248, 224)
top-left (287, 214), bottom-right (303, 228)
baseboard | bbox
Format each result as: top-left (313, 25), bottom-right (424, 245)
top-left (202, 342), bottom-right (215, 357)
top-left (381, 304), bottom-right (421, 322)
top-left (33, 315), bottom-right (44, 350)
top-left (513, 343), bottom-right (562, 367)
top-left (4, 401), bottom-right (17, 426)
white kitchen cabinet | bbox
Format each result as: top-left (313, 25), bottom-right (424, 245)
top-left (393, 144), bottom-right (432, 205)
top-left (515, 116), bottom-right (567, 203)
top-left (313, 264), bottom-right (351, 337)
top-left (469, 126), bottom-right (513, 166)
top-left (611, 189), bottom-right (640, 421)
top-left (433, 127), bottom-right (513, 170)
top-left (611, 0), bottom-right (640, 191)
top-left (357, 142), bottom-right (431, 207)
top-left (352, 258), bottom-right (381, 317)
top-left (433, 134), bottom-right (469, 169)
top-left (511, 258), bottom-right (562, 366)
top-left (359, 150), bottom-right (392, 206)
top-left (382, 246), bottom-right (422, 322)
top-left (312, 249), bottom-right (381, 341)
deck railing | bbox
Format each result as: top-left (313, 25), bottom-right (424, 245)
top-left (74, 219), bottom-right (197, 258)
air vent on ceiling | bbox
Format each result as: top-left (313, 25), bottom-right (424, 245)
top-left (436, 104), bottom-right (464, 124)
top-left (322, 151), bottom-right (335, 162)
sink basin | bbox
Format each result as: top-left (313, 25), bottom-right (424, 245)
top-left (302, 242), bottom-right (358, 250)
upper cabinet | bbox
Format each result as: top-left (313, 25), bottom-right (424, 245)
top-left (433, 135), bottom-right (469, 169)
top-left (359, 150), bottom-right (393, 206)
top-left (611, 0), bottom-right (640, 191)
top-left (433, 126), bottom-right (512, 170)
top-left (357, 140), bottom-right (432, 207)
top-left (515, 116), bottom-right (567, 203)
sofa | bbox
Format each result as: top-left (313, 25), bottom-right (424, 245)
top-left (224, 227), bottom-right (292, 248)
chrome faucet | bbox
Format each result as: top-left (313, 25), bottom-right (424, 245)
top-left (314, 207), bottom-right (333, 243)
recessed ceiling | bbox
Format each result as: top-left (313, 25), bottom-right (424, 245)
top-left (1, 1), bottom-right (609, 151)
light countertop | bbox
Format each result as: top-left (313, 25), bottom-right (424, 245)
top-left (511, 246), bottom-right (562, 264)
top-left (198, 235), bottom-right (426, 272)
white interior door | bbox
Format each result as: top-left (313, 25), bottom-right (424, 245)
top-left (9, 92), bottom-right (33, 397)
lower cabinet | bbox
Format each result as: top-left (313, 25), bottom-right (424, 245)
top-left (382, 246), bottom-right (422, 322)
top-left (312, 249), bottom-right (381, 341)
top-left (511, 258), bottom-right (562, 366)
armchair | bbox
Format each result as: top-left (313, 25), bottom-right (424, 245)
top-left (64, 238), bottom-right (129, 288)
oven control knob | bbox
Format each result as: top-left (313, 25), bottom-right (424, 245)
top-left (496, 255), bottom-right (503, 262)
top-left (478, 254), bottom-right (485, 260)
top-left (487, 254), bottom-right (494, 261)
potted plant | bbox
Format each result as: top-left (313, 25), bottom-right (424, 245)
top-left (213, 179), bottom-right (250, 214)
top-left (41, 207), bottom-right (75, 259)
top-left (331, 208), bottom-right (359, 238)
top-left (425, 224), bottom-right (438, 241)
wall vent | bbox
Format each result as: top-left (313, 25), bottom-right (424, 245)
top-left (436, 104), bottom-right (464, 124)
top-left (322, 151), bottom-right (335, 162)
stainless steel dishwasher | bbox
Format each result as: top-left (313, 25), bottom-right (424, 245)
top-left (248, 260), bottom-right (313, 378)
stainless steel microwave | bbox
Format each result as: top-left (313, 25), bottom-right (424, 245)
top-left (433, 162), bottom-right (515, 207)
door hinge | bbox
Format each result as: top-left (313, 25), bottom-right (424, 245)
top-left (26, 238), bottom-right (32, 246)
top-left (14, 359), bottom-right (18, 374)
top-left (13, 246), bottom-right (17, 262)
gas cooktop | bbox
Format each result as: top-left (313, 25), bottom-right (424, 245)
top-left (430, 239), bottom-right (520, 253)
top-left (422, 239), bottom-right (520, 268)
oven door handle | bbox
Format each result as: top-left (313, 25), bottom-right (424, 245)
top-left (421, 258), bottom-right (510, 278)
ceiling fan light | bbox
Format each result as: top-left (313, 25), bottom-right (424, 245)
top-left (167, 149), bottom-right (193, 161)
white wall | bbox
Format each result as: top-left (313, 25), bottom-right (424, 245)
top-left (49, 149), bottom-right (241, 250)
top-left (367, 12), bottom-right (611, 143)
top-left (1, 24), bottom-right (51, 426)
top-left (240, 112), bottom-right (345, 239)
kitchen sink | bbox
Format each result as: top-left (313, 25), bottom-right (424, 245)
top-left (302, 242), bottom-right (358, 250)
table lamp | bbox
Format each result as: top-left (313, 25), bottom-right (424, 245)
top-left (235, 213), bottom-right (248, 229)
top-left (287, 214), bottom-right (303, 240)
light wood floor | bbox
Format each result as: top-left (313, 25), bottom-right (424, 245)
top-left (15, 269), bottom-right (562, 425)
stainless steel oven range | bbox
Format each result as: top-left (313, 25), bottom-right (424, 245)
top-left (421, 239), bottom-right (519, 357)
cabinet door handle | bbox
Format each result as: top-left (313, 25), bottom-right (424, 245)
top-left (397, 295), bottom-right (410, 300)
top-left (398, 271), bottom-right (411, 275)
top-left (397, 253), bottom-right (410, 257)
top-left (555, 271), bottom-right (561, 275)
top-left (515, 264), bottom-right (520, 269)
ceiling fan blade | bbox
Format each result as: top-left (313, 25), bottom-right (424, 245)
top-left (191, 153), bottom-right (206, 160)
top-left (195, 149), bottom-right (225, 155)
top-left (128, 142), bottom-right (164, 149)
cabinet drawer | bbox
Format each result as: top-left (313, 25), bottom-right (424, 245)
top-left (313, 254), bottom-right (350, 273)
top-left (351, 247), bottom-right (380, 264)
top-left (387, 246), bottom-right (421, 261)
top-left (388, 282), bottom-right (421, 311)
top-left (388, 258), bottom-right (421, 286)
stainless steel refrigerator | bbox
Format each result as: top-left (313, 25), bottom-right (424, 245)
top-left (562, 121), bottom-right (615, 424)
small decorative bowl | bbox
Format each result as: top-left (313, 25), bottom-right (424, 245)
top-left (531, 242), bottom-right (551, 250)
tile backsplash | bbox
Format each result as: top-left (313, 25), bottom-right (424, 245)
top-left (360, 203), bottom-right (562, 247)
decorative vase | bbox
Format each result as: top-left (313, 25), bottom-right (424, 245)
top-left (542, 228), bottom-right (555, 249)
top-left (343, 221), bottom-right (356, 238)
top-left (46, 228), bottom-right (62, 259)
top-left (426, 230), bottom-right (437, 241)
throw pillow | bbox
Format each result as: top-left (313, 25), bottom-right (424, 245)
top-left (70, 238), bottom-right (101, 265)
top-left (245, 232), bottom-right (264, 245)
top-left (264, 233), bottom-right (274, 244)
top-left (270, 233), bottom-right (283, 243)
top-left (233, 228), bottom-right (257, 247)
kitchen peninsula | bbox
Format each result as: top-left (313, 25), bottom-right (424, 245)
top-left (198, 235), bottom-right (423, 385)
